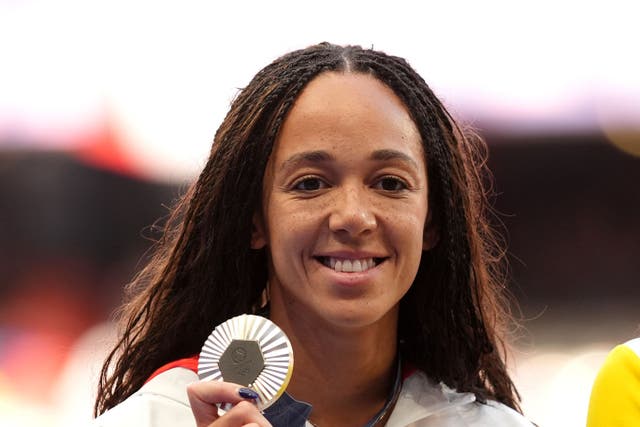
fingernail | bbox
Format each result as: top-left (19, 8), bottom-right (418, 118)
top-left (238, 387), bottom-right (259, 400)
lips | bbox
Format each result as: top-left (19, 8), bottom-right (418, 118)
top-left (316, 256), bottom-right (386, 273)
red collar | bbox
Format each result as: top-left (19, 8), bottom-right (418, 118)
top-left (145, 356), bottom-right (199, 384)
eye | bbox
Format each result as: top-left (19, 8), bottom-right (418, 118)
top-left (373, 176), bottom-right (408, 192)
top-left (292, 176), bottom-right (328, 192)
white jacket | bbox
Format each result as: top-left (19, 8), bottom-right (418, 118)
top-left (92, 367), bottom-right (533, 426)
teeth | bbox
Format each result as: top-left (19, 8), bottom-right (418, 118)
top-left (322, 257), bottom-right (379, 273)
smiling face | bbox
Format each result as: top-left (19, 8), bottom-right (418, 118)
top-left (252, 72), bottom-right (434, 332)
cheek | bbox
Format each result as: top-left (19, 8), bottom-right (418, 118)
top-left (385, 203), bottom-right (428, 281)
top-left (265, 199), bottom-right (320, 254)
top-left (384, 202), bottom-right (428, 241)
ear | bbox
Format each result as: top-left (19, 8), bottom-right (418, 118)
top-left (422, 211), bottom-right (439, 251)
top-left (251, 212), bottom-right (267, 249)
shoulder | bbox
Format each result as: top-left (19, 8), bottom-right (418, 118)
top-left (91, 367), bottom-right (198, 427)
top-left (587, 338), bottom-right (640, 427)
top-left (624, 337), bottom-right (640, 357)
top-left (604, 337), bottom-right (640, 363)
top-left (591, 337), bottom-right (640, 392)
top-left (387, 371), bottom-right (534, 427)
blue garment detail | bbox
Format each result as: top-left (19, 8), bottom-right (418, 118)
top-left (263, 392), bottom-right (312, 427)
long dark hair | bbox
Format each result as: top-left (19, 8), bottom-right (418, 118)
top-left (95, 42), bottom-right (521, 415)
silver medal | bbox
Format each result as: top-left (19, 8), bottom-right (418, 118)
top-left (198, 314), bottom-right (294, 410)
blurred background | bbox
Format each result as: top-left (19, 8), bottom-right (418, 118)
top-left (1, 1), bottom-right (638, 426)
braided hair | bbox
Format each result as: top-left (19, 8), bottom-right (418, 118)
top-left (95, 42), bottom-right (521, 415)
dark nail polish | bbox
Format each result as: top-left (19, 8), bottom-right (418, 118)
top-left (238, 387), bottom-right (259, 400)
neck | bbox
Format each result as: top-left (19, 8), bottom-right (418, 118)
top-left (271, 307), bottom-right (399, 427)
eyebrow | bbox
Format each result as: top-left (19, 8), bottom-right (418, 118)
top-left (280, 148), bottom-right (420, 170)
top-left (370, 149), bottom-right (420, 170)
top-left (280, 150), bottom-right (335, 171)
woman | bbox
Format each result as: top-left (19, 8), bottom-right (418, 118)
top-left (93, 43), bottom-right (532, 426)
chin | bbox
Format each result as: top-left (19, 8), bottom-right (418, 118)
top-left (319, 303), bottom-right (397, 331)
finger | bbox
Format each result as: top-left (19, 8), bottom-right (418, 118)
top-left (215, 400), bottom-right (272, 427)
top-left (188, 380), bottom-right (259, 406)
top-left (187, 382), bottom-right (221, 427)
top-left (186, 381), bottom-right (259, 427)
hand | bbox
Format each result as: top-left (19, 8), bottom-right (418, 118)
top-left (186, 381), bottom-right (272, 427)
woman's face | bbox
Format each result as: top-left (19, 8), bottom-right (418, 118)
top-left (253, 72), bottom-right (433, 331)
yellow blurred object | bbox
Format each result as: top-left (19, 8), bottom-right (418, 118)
top-left (587, 338), bottom-right (640, 426)
top-left (603, 129), bottom-right (640, 158)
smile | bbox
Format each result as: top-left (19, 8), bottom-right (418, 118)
top-left (316, 256), bottom-right (385, 273)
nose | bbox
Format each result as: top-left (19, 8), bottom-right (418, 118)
top-left (328, 185), bottom-right (377, 237)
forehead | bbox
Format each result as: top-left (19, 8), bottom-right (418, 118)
top-left (291, 71), bottom-right (410, 114)
top-left (272, 72), bottom-right (423, 162)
